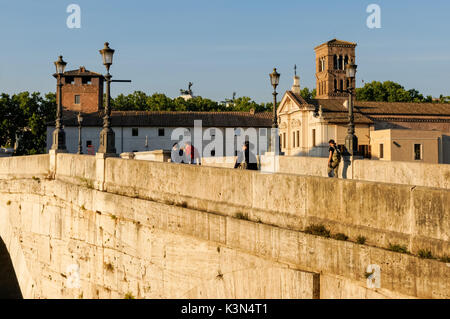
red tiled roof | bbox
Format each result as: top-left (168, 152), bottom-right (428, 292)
top-left (63, 67), bottom-right (103, 77)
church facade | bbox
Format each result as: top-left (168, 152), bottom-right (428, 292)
top-left (277, 39), bottom-right (450, 164)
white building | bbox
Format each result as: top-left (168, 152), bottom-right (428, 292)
top-left (47, 111), bottom-right (273, 157)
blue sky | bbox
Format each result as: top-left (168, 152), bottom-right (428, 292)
top-left (0, 0), bottom-right (449, 102)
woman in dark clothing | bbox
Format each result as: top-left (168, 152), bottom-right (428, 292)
top-left (234, 141), bottom-right (258, 170)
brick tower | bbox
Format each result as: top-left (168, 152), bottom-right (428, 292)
top-left (314, 39), bottom-right (357, 100)
top-left (55, 66), bottom-right (104, 114)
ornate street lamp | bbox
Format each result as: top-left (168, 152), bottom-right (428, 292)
top-left (268, 68), bottom-right (281, 154)
top-left (97, 42), bottom-right (116, 155)
top-left (269, 68), bottom-right (280, 129)
top-left (77, 112), bottom-right (83, 154)
top-left (51, 55), bottom-right (67, 151)
top-left (345, 60), bottom-right (358, 155)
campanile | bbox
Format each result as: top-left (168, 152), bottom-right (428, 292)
top-left (314, 39), bottom-right (357, 100)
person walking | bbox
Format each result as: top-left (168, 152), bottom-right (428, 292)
top-left (327, 139), bottom-right (341, 178)
top-left (234, 141), bottom-right (258, 170)
top-left (184, 142), bottom-right (201, 165)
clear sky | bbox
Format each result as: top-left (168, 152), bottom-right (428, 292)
top-left (0, 0), bottom-right (449, 102)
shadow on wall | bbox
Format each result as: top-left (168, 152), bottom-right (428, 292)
top-left (442, 135), bottom-right (450, 164)
top-left (0, 237), bottom-right (22, 299)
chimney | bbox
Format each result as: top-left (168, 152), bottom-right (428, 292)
top-left (291, 75), bottom-right (301, 95)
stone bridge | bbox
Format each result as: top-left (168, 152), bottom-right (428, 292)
top-left (0, 153), bottom-right (448, 299)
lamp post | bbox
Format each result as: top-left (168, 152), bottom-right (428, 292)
top-left (51, 56), bottom-right (67, 151)
top-left (344, 60), bottom-right (358, 155)
top-left (77, 112), bottom-right (83, 154)
top-left (97, 42), bottom-right (116, 155)
top-left (268, 68), bottom-right (281, 154)
top-left (269, 68), bottom-right (280, 128)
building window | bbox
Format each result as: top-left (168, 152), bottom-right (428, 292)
top-left (158, 128), bottom-right (165, 137)
top-left (414, 144), bottom-right (422, 160)
top-left (74, 95), bottom-right (80, 104)
top-left (132, 128), bottom-right (139, 137)
top-left (340, 79), bottom-right (344, 90)
top-left (292, 132), bottom-right (296, 148)
top-left (82, 77), bottom-right (92, 85)
top-left (296, 131), bottom-right (300, 148)
top-left (380, 144), bottom-right (384, 159)
top-left (86, 140), bottom-right (92, 147)
top-left (312, 129), bottom-right (316, 147)
top-left (283, 133), bottom-right (286, 149)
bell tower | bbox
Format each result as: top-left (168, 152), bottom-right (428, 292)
top-left (314, 39), bottom-right (357, 99)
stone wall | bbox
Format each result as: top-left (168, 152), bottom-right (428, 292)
top-left (0, 154), bottom-right (448, 299)
top-left (259, 155), bottom-right (450, 189)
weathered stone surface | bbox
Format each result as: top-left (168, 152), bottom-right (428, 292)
top-left (0, 154), bottom-right (448, 299)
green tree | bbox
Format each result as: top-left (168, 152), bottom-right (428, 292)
top-left (300, 87), bottom-right (316, 101)
top-left (356, 81), bottom-right (437, 103)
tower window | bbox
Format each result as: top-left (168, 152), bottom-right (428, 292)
top-left (132, 128), bottom-right (139, 137)
top-left (74, 95), bottom-right (80, 104)
top-left (65, 77), bottom-right (74, 84)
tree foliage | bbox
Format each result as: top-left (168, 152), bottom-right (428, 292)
top-left (0, 92), bottom-right (55, 155)
top-left (356, 81), bottom-right (435, 103)
top-left (111, 91), bottom-right (275, 112)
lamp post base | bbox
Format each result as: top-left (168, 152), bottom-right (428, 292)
top-left (97, 128), bottom-right (116, 155)
top-left (345, 133), bottom-right (359, 156)
top-left (51, 128), bottom-right (67, 151)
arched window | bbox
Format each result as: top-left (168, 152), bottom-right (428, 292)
top-left (334, 79), bottom-right (337, 92)
top-left (338, 56), bottom-right (343, 70)
top-left (333, 55), bottom-right (338, 69)
top-left (344, 55), bottom-right (349, 69)
top-left (340, 79), bottom-right (344, 91)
